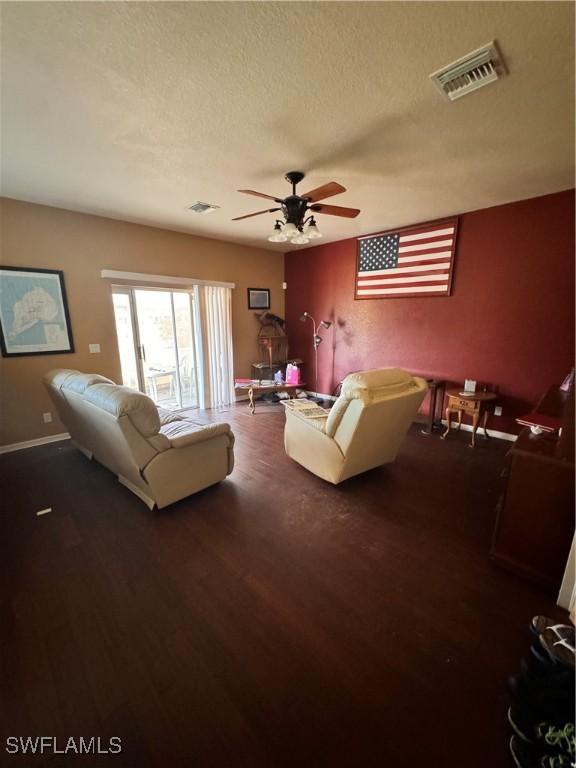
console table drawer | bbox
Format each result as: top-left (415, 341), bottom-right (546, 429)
top-left (451, 397), bottom-right (480, 411)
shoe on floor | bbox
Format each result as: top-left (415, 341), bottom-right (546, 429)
top-left (531, 617), bottom-right (574, 638)
top-left (510, 735), bottom-right (573, 768)
top-left (531, 617), bottom-right (556, 637)
top-left (531, 642), bottom-right (555, 666)
top-left (540, 627), bottom-right (576, 670)
top-left (520, 656), bottom-right (574, 685)
top-left (531, 618), bottom-right (575, 645)
top-left (509, 706), bottom-right (536, 743)
top-left (535, 722), bottom-right (576, 762)
top-left (508, 698), bottom-right (576, 746)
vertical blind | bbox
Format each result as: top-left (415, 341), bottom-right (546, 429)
top-left (194, 285), bottom-right (235, 409)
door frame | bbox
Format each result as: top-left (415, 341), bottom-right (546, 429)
top-left (112, 286), bottom-right (145, 393)
top-left (111, 285), bottom-right (199, 410)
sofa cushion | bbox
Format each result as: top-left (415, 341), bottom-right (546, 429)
top-left (84, 383), bottom-right (161, 437)
top-left (157, 407), bottom-right (185, 426)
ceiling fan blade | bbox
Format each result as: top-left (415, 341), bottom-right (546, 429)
top-left (310, 203), bottom-right (360, 218)
top-left (232, 208), bottom-right (280, 221)
top-left (237, 189), bottom-right (283, 203)
top-left (301, 181), bottom-right (346, 202)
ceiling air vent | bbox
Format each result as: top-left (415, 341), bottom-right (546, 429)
top-left (188, 201), bottom-right (220, 214)
top-left (430, 42), bottom-right (505, 101)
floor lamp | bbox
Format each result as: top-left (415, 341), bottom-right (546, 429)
top-left (299, 312), bottom-right (332, 402)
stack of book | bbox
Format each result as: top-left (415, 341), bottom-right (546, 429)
top-left (282, 400), bottom-right (328, 419)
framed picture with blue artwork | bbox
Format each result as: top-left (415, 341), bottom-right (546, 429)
top-left (0, 266), bottom-right (75, 357)
top-left (247, 287), bottom-right (270, 310)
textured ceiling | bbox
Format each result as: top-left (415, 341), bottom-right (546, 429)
top-left (1, 1), bottom-right (574, 251)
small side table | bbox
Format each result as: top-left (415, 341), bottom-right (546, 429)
top-left (441, 388), bottom-right (498, 448)
top-left (235, 382), bottom-right (305, 414)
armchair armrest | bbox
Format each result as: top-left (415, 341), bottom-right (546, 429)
top-left (168, 422), bottom-right (233, 449)
top-left (283, 406), bottom-right (328, 433)
top-left (284, 409), bottom-right (345, 483)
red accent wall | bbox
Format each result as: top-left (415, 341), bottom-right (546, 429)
top-left (285, 190), bottom-right (575, 434)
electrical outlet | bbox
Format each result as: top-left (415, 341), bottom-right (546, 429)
top-left (42, 412), bottom-right (53, 423)
top-left (89, 343), bottom-right (101, 353)
top-left (494, 406), bottom-right (503, 417)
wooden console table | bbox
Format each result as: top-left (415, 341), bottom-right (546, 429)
top-left (235, 382), bottom-right (304, 414)
top-left (441, 388), bottom-right (498, 448)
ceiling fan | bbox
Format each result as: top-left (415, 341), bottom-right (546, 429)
top-left (233, 171), bottom-right (360, 244)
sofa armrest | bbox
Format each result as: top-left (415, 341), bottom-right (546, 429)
top-left (169, 422), bottom-right (233, 449)
top-left (284, 408), bottom-right (328, 433)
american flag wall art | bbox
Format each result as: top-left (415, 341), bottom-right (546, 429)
top-left (355, 218), bottom-right (459, 299)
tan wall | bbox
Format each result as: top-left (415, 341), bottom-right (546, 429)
top-left (0, 198), bottom-right (284, 446)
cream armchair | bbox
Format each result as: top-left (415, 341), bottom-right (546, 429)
top-left (43, 369), bottom-right (234, 509)
top-left (284, 368), bottom-right (427, 484)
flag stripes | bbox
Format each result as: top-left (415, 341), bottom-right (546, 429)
top-left (357, 285), bottom-right (449, 295)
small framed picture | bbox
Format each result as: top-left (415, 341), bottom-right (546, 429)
top-left (247, 288), bottom-right (270, 310)
top-left (0, 266), bottom-right (75, 357)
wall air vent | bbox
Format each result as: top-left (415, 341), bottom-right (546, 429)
top-left (430, 42), bottom-right (506, 101)
top-left (188, 201), bottom-right (220, 214)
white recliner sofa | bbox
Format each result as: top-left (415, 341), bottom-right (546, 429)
top-left (43, 369), bottom-right (234, 509)
top-left (284, 368), bottom-right (427, 484)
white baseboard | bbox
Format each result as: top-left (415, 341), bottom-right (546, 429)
top-left (0, 432), bottom-right (71, 455)
top-left (442, 420), bottom-right (517, 442)
top-left (303, 396), bottom-right (518, 442)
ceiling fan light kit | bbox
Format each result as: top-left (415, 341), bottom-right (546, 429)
top-left (267, 222), bottom-right (289, 243)
top-left (305, 219), bottom-right (322, 239)
top-left (282, 222), bottom-right (299, 238)
top-left (234, 171), bottom-right (360, 246)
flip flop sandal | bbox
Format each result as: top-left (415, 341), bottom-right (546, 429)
top-left (532, 616), bottom-right (555, 637)
top-left (531, 616), bottom-right (575, 639)
top-left (540, 628), bottom-right (576, 669)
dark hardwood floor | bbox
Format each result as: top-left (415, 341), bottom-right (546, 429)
top-left (0, 404), bottom-right (564, 767)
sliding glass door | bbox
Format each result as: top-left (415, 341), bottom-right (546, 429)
top-left (133, 289), bottom-right (179, 407)
top-left (112, 287), bottom-right (198, 410)
top-left (172, 292), bottom-right (197, 408)
top-left (112, 291), bottom-right (141, 392)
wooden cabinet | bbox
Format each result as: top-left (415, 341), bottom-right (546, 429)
top-left (490, 386), bottom-right (575, 590)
